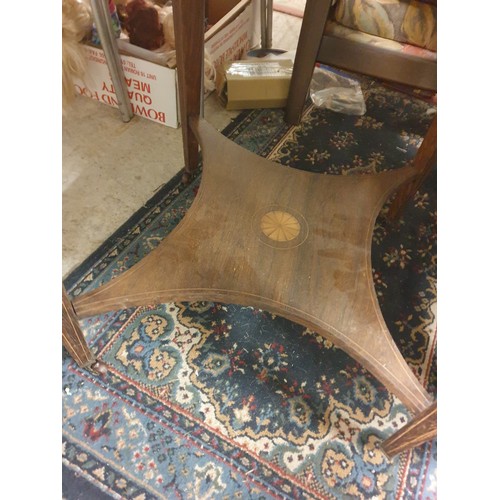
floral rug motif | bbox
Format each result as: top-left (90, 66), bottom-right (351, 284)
top-left (63, 78), bottom-right (437, 499)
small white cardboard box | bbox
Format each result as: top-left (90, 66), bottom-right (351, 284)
top-left (73, 0), bottom-right (259, 128)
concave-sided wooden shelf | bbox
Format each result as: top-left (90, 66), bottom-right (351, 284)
top-left (73, 117), bottom-right (431, 414)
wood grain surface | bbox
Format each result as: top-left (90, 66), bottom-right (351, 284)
top-left (62, 286), bottom-right (96, 368)
top-left (382, 400), bottom-right (437, 457)
top-left (73, 117), bottom-right (432, 414)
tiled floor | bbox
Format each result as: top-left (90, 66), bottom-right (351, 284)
top-left (62, 1), bottom-right (305, 278)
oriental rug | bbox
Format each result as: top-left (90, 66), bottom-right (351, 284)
top-left (63, 78), bottom-right (437, 499)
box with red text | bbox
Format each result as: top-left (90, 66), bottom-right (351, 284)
top-left (73, 0), bottom-right (259, 127)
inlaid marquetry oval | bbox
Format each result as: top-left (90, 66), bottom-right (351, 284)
top-left (252, 205), bottom-right (309, 249)
top-left (260, 210), bottom-right (301, 242)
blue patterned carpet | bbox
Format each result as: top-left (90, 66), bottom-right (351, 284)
top-left (63, 79), bottom-right (437, 499)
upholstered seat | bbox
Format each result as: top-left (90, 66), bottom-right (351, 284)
top-left (328, 0), bottom-right (436, 53)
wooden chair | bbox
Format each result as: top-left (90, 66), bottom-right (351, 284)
top-left (63, 0), bottom-right (436, 458)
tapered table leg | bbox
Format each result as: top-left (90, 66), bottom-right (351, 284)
top-left (172, 0), bottom-right (205, 182)
top-left (62, 286), bottom-right (106, 374)
top-left (382, 400), bottom-right (437, 458)
top-left (387, 115), bottom-right (437, 221)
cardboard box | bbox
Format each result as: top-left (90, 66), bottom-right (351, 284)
top-left (223, 59), bottom-right (293, 110)
top-left (73, 0), bottom-right (259, 127)
top-left (206, 0), bottom-right (242, 26)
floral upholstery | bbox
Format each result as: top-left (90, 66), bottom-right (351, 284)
top-left (328, 0), bottom-right (437, 52)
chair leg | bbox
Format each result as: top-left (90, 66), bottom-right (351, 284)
top-left (387, 114), bottom-right (437, 221)
top-left (284, 0), bottom-right (331, 125)
top-left (172, 0), bottom-right (205, 183)
top-left (62, 286), bottom-right (106, 374)
top-left (382, 400), bottom-right (437, 458)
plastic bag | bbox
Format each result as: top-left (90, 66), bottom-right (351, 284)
top-left (309, 65), bottom-right (366, 115)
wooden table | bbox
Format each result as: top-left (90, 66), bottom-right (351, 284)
top-left (63, 0), bottom-right (436, 456)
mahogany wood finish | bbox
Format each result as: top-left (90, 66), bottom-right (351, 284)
top-left (285, 0), bottom-right (437, 125)
top-left (172, 0), bottom-right (204, 182)
top-left (382, 400), bottom-right (437, 458)
top-left (317, 35), bottom-right (437, 92)
top-left (62, 286), bottom-right (96, 368)
top-left (73, 114), bottom-right (432, 414)
top-left (387, 115), bottom-right (437, 221)
top-left (65, 0), bottom-right (436, 455)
